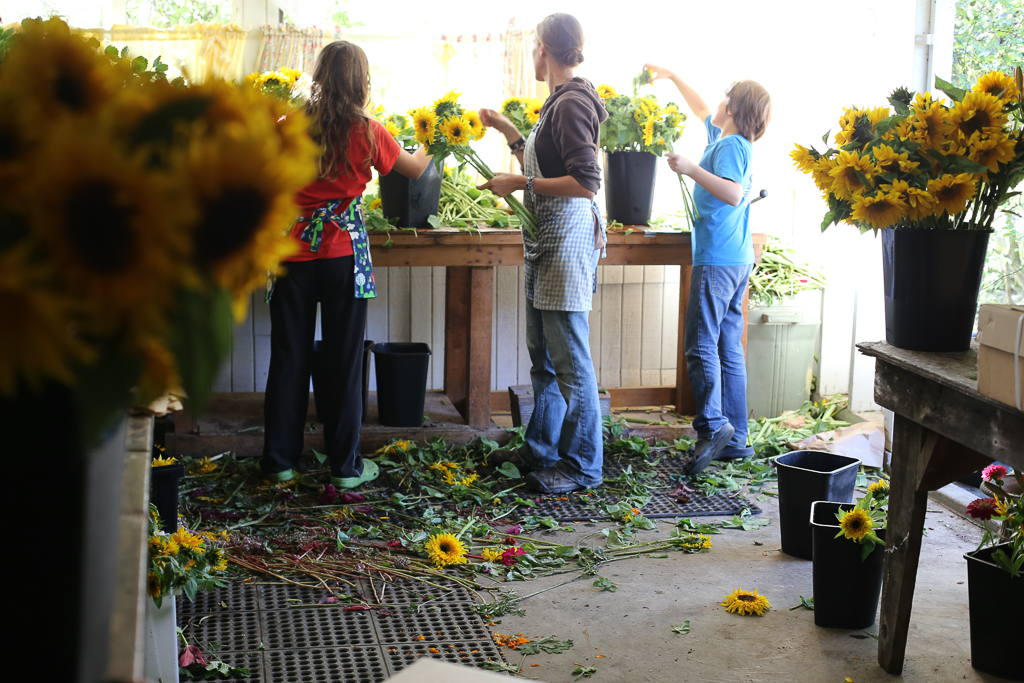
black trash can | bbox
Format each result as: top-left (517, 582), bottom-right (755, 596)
top-left (774, 451), bottom-right (860, 560)
top-left (310, 339), bottom-right (373, 423)
top-left (372, 342), bottom-right (432, 427)
top-left (150, 462), bottom-right (185, 533)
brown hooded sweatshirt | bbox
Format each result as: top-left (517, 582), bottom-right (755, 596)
top-left (533, 77), bottom-right (609, 193)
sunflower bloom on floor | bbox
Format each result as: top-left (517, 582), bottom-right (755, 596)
top-left (721, 588), bottom-right (771, 616)
top-left (424, 532), bottom-right (468, 568)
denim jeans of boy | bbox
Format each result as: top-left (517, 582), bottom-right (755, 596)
top-left (522, 298), bottom-right (603, 488)
top-left (684, 264), bottom-right (752, 449)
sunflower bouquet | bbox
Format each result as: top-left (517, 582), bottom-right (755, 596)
top-left (791, 69), bottom-right (1024, 233)
top-left (243, 67), bottom-right (312, 107)
top-left (0, 17), bottom-right (319, 444)
top-left (966, 464), bottom-right (1023, 578)
top-left (406, 90), bottom-right (538, 238)
top-left (835, 480), bottom-right (889, 561)
top-left (500, 96), bottom-right (545, 138)
top-left (146, 504), bottom-right (229, 607)
top-left (598, 74), bottom-right (696, 227)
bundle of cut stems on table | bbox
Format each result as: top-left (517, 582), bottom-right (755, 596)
top-left (750, 238), bottom-right (827, 305)
top-left (453, 147), bottom-right (539, 239)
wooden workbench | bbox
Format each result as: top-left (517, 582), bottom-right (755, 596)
top-left (856, 341), bottom-right (1024, 675)
top-left (370, 227), bottom-right (766, 428)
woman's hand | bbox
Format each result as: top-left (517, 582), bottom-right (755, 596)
top-left (477, 173), bottom-right (526, 197)
top-left (479, 108), bottom-right (519, 140)
top-left (644, 63), bottom-right (675, 81)
top-left (666, 152), bottom-right (697, 176)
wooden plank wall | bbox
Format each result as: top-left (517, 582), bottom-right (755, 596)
top-left (214, 264), bottom-right (683, 394)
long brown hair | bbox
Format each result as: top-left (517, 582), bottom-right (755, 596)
top-left (536, 13), bottom-right (585, 67)
top-left (307, 41), bottom-right (376, 180)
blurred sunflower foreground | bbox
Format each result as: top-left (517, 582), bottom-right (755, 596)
top-left (0, 18), bottom-right (318, 444)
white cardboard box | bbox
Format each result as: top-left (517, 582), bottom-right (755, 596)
top-left (976, 303), bottom-right (1024, 411)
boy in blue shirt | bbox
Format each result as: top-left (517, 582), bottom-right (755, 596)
top-left (644, 64), bottom-right (772, 474)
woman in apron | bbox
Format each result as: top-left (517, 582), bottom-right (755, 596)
top-left (478, 14), bottom-right (608, 494)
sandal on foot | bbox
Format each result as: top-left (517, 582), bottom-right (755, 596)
top-left (332, 459), bottom-right (379, 490)
top-left (525, 466), bottom-right (584, 494)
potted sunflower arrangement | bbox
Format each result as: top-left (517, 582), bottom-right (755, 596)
top-left (597, 70), bottom-right (693, 227)
top-left (243, 66), bottom-right (312, 108)
top-left (375, 102), bottom-right (446, 229)
top-left (962, 464), bottom-right (1022, 680)
top-left (808, 480), bottom-right (888, 629)
top-left (791, 68), bottom-right (1024, 352)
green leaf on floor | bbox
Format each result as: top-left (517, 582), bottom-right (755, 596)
top-left (671, 620), bottom-right (691, 634)
top-left (311, 449), bottom-right (328, 465)
top-left (593, 576), bottom-right (618, 592)
top-left (520, 635), bottom-right (574, 655)
top-left (789, 596), bottom-right (815, 611)
top-left (676, 518), bottom-right (723, 534)
top-left (482, 661), bottom-right (522, 674)
top-left (573, 665), bottom-right (597, 679)
top-left (497, 462), bottom-right (521, 479)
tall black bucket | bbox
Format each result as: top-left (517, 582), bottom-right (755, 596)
top-left (774, 451), bottom-right (860, 560)
top-left (964, 544), bottom-right (1024, 680)
top-left (379, 163), bottom-right (442, 229)
top-left (604, 151), bottom-right (657, 226)
top-left (372, 342), bottom-right (432, 427)
top-left (150, 462), bottom-right (185, 533)
top-left (881, 227), bottom-right (991, 352)
top-left (811, 501), bottom-right (886, 629)
top-left (310, 339), bottom-right (373, 423)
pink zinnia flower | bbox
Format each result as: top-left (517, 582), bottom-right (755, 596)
top-left (966, 497), bottom-right (998, 520)
top-left (506, 524), bottom-right (523, 535)
top-left (179, 645), bottom-right (207, 668)
top-left (500, 547), bottom-right (526, 566)
top-left (982, 464), bottom-right (1008, 483)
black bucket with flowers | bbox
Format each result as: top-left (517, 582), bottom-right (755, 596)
top-left (809, 480), bottom-right (888, 629)
top-left (963, 464), bottom-right (1023, 681)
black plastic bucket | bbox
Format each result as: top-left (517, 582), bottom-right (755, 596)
top-left (310, 339), bottom-right (373, 423)
top-left (964, 544), bottom-right (1024, 680)
top-left (604, 151), bottom-right (657, 226)
top-left (379, 162), bottom-right (442, 229)
top-left (150, 462), bottom-right (185, 533)
top-left (774, 451), bottom-right (860, 560)
top-left (372, 342), bottom-right (432, 427)
top-left (881, 227), bottom-right (991, 352)
top-left (810, 501), bottom-right (886, 629)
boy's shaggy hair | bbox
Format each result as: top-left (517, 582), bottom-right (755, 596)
top-left (726, 80), bottom-right (772, 142)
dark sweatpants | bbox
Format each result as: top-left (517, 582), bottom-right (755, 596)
top-left (261, 255), bottom-right (367, 479)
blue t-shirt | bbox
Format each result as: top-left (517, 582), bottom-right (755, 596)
top-left (691, 115), bottom-right (754, 266)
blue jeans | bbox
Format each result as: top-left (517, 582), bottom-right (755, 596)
top-left (684, 265), bottom-right (752, 449)
top-left (522, 298), bottom-right (603, 488)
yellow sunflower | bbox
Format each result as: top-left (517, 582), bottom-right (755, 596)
top-left (189, 457), bottom-right (217, 475)
top-left (384, 120), bottom-right (401, 138)
top-left (883, 179), bottom-right (936, 221)
top-left (974, 70), bottom-right (1019, 102)
top-left (369, 197), bottom-right (382, 211)
top-left (441, 116), bottom-right (472, 146)
top-left (811, 156), bottom-right (836, 193)
top-left (172, 528), bottom-right (205, 553)
top-left (928, 173), bottom-right (978, 217)
top-left (721, 588), bottom-right (771, 616)
top-left (146, 572), bottom-right (162, 597)
top-left (909, 93), bottom-right (953, 148)
top-left (464, 110), bottom-right (486, 140)
top-left (948, 91), bottom-right (1006, 141)
top-left (872, 144), bottom-right (919, 175)
top-left (0, 17), bottom-right (129, 122)
top-left (828, 150), bottom-right (876, 200)
top-left (790, 144), bottom-right (818, 173)
top-left (838, 507), bottom-right (873, 541)
top-left (152, 454), bottom-right (177, 467)
top-left (643, 117), bottom-right (656, 147)
top-left (480, 548), bottom-right (503, 563)
top-left (868, 480), bottom-right (890, 498)
top-left (279, 67), bottom-right (303, 82)
top-left (410, 107), bottom-right (437, 146)
top-left (0, 246), bottom-right (95, 397)
top-left (851, 190), bottom-right (906, 229)
top-left (424, 532), bottom-right (468, 568)
top-left (597, 84), bottom-right (617, 99)
top-left (501, 97), bottom-right (525, 114)
top-left (526, 99), bottom-right (544, 125)
top-left (163, 538), bottom-right (180, 556)
top-left (967, 133), bottom-right (1016, 174)
top-left (214, 551), bottom-right (229, 572)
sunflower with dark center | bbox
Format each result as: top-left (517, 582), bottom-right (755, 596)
top-left (424, 532), bottom-right (468, 568)
top-left (838, 507), bottom-right (873, 541)
top-left (948, 91), bottom-right (1006, 141)
top-left (721, 588), bottom-right (771, 616)
top-left (927, 172), bottom-right (978, 217)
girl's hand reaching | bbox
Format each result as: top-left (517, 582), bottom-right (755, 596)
top-left (644, 63), bottom-right (675, 81)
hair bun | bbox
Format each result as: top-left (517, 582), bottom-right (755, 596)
top-left (568, 49), bottom-right (584, 65)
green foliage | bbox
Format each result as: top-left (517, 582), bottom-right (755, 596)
top-left (671, 620), bottom-right (691, 634)
top-left (592, 576), bottom-right (618, 592)
top-left (126, 0), bottom-right (232, 29)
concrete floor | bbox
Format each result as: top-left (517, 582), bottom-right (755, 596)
top-left (479, 494), bottom-right (997, 683)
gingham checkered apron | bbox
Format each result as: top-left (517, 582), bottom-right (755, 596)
top-left (522, 112), bottom-right (604, 312)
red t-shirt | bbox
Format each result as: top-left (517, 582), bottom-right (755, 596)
top-left (287, 118), bottom-right (401, 262)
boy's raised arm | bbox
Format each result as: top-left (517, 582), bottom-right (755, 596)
top-left (644, 63), bottom-right (712, 123)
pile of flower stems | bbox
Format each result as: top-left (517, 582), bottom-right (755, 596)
top-left (455, 148), bottom-right (539, 239)
top-left (749, 240), bottom-right (827, 305)
top-left (439, 179), bottom-right (517, 226)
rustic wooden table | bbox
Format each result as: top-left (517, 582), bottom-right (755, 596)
top-left (857, 341), bottom-right (1024, 675)
top-left (370, 228), bottom-right (766, 428)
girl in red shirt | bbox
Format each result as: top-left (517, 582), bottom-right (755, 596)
top-left (261, 41), bottom-right (430, 488)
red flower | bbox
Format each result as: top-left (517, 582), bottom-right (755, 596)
top-left (501, 535), bottom-right (517, 545)
top-left (339, 492), bottom-right (366, 504)
top-left (966, 497), bottom-right (998, 520)
top-left (500, 547), bottom-right (526, 566)
top-left (388, 539), bottom-right (404, 549)
top-left (179, 645), bottom-right (207, 668)
top-left (982, 464), bottom-right (1008, 483)
top-left (318, 484), bottom-right (338, 505)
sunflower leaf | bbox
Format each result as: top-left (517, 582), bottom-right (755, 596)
top-left (934, 75), bottom-right (966, 103)
top-left (520, 635), bottom-right (574, 655)
top-left (496, 462), bottom-right (521, 479)
top-left (165, 286), bottom-right (233, 417)
top-left (671, 620), bottom-right (691, 634)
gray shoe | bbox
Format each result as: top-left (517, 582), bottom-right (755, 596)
top-left (686, 423), bottom-right (736, 476)
top-left (525, 466), bottom-right (584, 494)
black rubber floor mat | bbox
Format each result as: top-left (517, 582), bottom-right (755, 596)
top-left (177, 609), bottom-right (264, 652)
top-left (521, 490), bottom-right (759, 522)
top-left (383, 640), bottom-right (507, 677)
top-left (177, 580), bottom-right (259, 614)
top-left (264, 646), bottom-right (388, 683)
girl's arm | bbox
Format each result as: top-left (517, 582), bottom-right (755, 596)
top-left (391, 146), bottom-right (431, 180)
top-left (644, 63), bottom-right (712, 123)
top-left (477, 174), bottom-right (594, 200)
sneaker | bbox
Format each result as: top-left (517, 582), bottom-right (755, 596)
top-left (715, 445), bottom-right (754, 461)
top-left (525, 466), bottom-right (584, 494)
top-left (331, 459), bottom-right (379, 490)
top-left (686, 423), bottom-right (736, 476)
